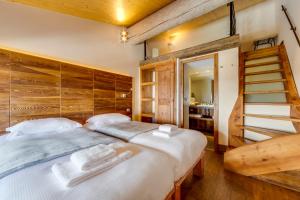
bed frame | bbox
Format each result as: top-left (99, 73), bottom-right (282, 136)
top-left (174, 151), bottom-right (205, 200)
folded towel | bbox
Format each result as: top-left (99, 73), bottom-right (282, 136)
top-left (52, 151), bottom-right (133, 187)
top-left (152, 130), bottom-right (177, 138)
top-left (70, 144), bottom-right (117, 171)
top-left (159, 125), bottom-right (178, 133)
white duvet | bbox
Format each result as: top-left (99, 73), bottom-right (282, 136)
top-left (130, 128), bottom-right (207, 180)
top-left (0, 139), bottom-right (175, 200)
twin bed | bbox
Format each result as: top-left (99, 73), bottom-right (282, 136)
top-left (0, 114), bottom-right (207, 200)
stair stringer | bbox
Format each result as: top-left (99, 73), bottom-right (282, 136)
top-left (224, 134), bottom-right (300, 176)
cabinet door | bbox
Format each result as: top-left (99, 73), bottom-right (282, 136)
top-left (156, 61), bottom-right (175, 124)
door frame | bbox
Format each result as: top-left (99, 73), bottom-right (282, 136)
top-left (178, 53), bottom-right (219, 152)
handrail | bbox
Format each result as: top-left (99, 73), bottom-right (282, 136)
top-left (282, 5), bottom-right (300, 47)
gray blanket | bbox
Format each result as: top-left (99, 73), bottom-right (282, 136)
top-left (0, 128), bottom-right (117, 179)
top-left (95, 121), bottom-right (159, 141)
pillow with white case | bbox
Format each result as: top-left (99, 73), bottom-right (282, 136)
top-left (86, 113), bottom-right (131, 126)
top-left (6, 118), bottom-right (82, 138)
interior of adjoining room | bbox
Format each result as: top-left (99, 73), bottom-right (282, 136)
top-left (183, 56), bottom-right (217, 151)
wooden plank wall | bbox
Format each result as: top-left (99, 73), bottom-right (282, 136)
top-left (0, 49), bottom-right (132, 132)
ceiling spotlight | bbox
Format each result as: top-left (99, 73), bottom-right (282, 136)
top-left (121, 28), bottom-right (128, 43)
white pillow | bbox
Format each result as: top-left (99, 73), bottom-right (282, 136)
top-left (6, 118), bottom-right (82, 137)
top-left (86, 113), bottom-right (131, 126)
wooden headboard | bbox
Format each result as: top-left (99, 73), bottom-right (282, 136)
top-left (0, 48), bottom-right (132, 132)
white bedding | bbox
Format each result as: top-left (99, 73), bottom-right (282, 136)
top-left (130, 128), bottom-right (207, 180)
top-left (0, 137), bottom-right (175, 200)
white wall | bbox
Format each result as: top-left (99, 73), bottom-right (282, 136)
top-left (147, 0), bottom-right (278, 55)
top-left (278, 0), bottom-right (300, 92)
top-left (0, 0), bottom-right (143, 119)
top-left (218, 48), bottom-right (239, 145)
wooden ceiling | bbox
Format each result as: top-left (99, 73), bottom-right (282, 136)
top-left (8, 0), bottom-right (174, 26)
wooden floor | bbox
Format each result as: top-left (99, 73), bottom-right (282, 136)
top-left (182, 150), bottom-right (300, 200)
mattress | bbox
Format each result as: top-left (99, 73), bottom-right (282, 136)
top-left (130, 128), bottom-right (207, 180)
top-left (0, 135), bottom-right (175, 200)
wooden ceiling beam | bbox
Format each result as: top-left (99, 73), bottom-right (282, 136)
top-left (128, 0), bottom-right (232, 44)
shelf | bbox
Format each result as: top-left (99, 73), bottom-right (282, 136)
top-left (142, 82), bottom-right (156, 86)
top-left (142, 98), bottom-right (155, 102)
top-left (141, 113), bottom-right (155, 117)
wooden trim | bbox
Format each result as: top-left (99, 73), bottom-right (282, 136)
top-left (140, 35), bottom-right (240, 65)
top-left (278, 43), bottom-right (300, 133)
top-left (179, 53), bottom-right (219, 152)
top-left (213, 53), bottom-right (219, 152)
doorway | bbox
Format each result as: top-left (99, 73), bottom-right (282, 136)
top-left (180, 54), bottom-right (219, 151)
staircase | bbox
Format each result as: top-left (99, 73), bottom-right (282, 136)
top-left (225, 44), bottom-right (300, 192)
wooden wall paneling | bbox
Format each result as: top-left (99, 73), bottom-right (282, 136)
top-left (156, 60), bottom-right (175, 124)
top-left (0, 51), bottom-right (11, 132)
top-left (94, 70), bottom-right (116, 115)
top-left (10, 53), bottom-right (61, 125)
top-left (115, 74), bottom-right (133, 117)
top-left (0, 48), bottom-right (133, 130)
top-left (61, 63), bottom-right (93, 124)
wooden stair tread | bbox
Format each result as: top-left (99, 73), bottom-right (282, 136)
top-left (245, 69), bottom-right (283, 76)
top-left (244, 79), bottom-right (287, 85)
top-left (244, 46), bottom-right (279, 60)
top-left (244, 90), bottom-right (288, 94)
top-left (245, 102), bottom-right (291, 106)
top-left (240, 125), bottom-right (292, 138)
top-left (254, 170), bottom-right (300, 192)
top-left (243, 114), bottom-right (300, 122)
top-left (232, 135), bottom-right (254, 146)
top-left (245, 60), bottom-right (281, 68)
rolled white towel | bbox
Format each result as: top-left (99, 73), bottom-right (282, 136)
top-left (52, 151), bottom-right (133, 187)
top-left (152, 130), bottom-right (177, 139)
top-left (70, 144), bottom-right (117, 171)
top-left (159, 124), bottom-right (178, 133)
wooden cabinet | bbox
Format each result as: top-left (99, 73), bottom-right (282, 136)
top-left (156, 61), bottom-right (175, 124)
top-left (189, 106), bottom-right (214, 135)
top-left (140, 60), bottom-right (175, 124)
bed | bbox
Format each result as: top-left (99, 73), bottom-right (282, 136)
top-left (0, 126), bottom-right (176, 200)
top-left (85, 114), bottom-right (208, 200)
